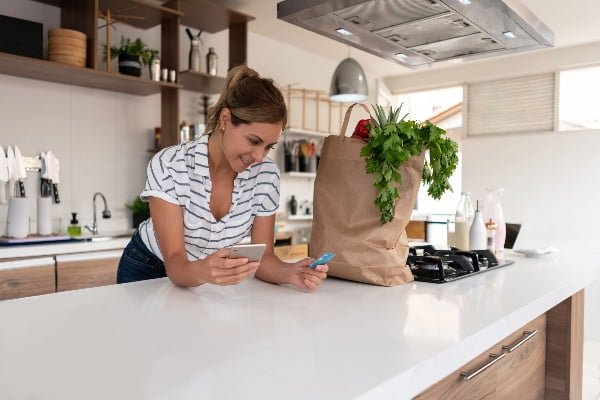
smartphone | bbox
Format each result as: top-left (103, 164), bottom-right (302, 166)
top-left (228, 243), bottom-right (267, 262)
top-left (308, 252), bottom-right (336, 269)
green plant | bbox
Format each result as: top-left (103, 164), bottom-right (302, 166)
top-left (126, 197), bottom-right (150, 215)
top-left (360, 104), bottom-right (459, 225)
top-left (108, 36), bottom-right (158, 65)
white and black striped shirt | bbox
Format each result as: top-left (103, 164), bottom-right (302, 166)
top-left (138, 133), bottom-right (280, 261)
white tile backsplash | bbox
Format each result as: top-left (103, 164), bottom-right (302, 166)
top-left (0, 74), bottom-right (158, 236)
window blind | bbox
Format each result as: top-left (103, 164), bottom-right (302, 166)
top-left (466, 73), bottom-right (555, 136)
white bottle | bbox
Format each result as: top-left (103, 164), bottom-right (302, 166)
top-left (469, 201), bottom-right (487, 250)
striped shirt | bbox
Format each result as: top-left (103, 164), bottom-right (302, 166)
top-left (138, 133), bottom-right (280, 262)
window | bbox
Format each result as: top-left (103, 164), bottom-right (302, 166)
top-left (391, 86), bottom-right (464, 215)
top-left (559, 66), bottom-right (600, 131)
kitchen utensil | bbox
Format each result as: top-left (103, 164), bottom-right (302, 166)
top-left (13, 146), bottom-right (27, 197)
top-left (39, 152), bottom-right (52, 198)
top-left (46, 151), bottom-right (61, 203)
top-left (37, 196), bottom-right (52, 235)
top-left (0, 146), bottom-right (8, 204)
top-left (7, 196), bottom-right (29, 238)
top-left (186, 28), bottom-right (203, 71)
top-left (6, 146), bottom-right (17, 197)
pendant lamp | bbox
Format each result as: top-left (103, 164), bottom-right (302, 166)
top-left (329, 57), bottom-right (368, 103)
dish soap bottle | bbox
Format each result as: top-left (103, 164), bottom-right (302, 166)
top-left (469, 201), bottom-right (487, 250)
top-left (68, 212), bottom-right (81, 237)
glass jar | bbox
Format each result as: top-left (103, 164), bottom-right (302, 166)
top-left (150, 57), bottom-right (161, 81)
top-left (483, 188), bottom-right (506, 256)
top-left (453, 192), bottom-right (474, 250)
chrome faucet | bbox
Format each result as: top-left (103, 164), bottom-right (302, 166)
top-left (84, 192), bottom-right (111, 235)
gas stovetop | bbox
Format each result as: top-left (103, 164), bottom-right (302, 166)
top-left (408, 245), bottom-right (515, 284)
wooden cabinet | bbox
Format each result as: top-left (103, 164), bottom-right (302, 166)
top-left (416, 314), bottom-right (546, 400)
top-left (56, 250), bottom-right (123, 292)
top-left (0, 257), bottom-right (56, 300)
top-left (1, 0), bottom-right (254, 147)
top-left (406, 220), bottom-right (426, 240)
top-left (274, 244), bottom-right (308, 261)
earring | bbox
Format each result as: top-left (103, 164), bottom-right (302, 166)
top-left (220, 126), bottom-right (225, 132)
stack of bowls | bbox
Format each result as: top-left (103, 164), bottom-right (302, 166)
top-left (48, 28), bottom-right (86, 67)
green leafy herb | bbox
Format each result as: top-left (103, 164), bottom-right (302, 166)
top-left (106, 36), bottom-right (159, 66)
top-left (360, 104), bottom-right (459, 224)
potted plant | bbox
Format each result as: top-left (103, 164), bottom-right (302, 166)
top-left (108, 36), bottom-right (158, 77)
top-left (354, 105), bottom-right (459, 224)
top-left (126, 197), bottom-right (150, 228)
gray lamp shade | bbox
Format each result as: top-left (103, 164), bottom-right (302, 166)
top-left (329, 57), bottom-right (368, 103)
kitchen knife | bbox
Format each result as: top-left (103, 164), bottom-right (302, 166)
top-left (0, 146), bottom-right (8, 204)
top-left (40, 152), bottom-right (52, 198)
top-left (13, 146), bottom-right (27, 197)
top-left (6, 146), bottom-right (17, 197)
top-left (47, 151), bottom-right (61, 203)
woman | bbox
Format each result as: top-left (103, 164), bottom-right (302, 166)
top-left (117, 65), bottom-right (328, 291)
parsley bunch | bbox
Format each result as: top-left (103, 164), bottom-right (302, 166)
top-left (360, 104), bottom-right (459, 225)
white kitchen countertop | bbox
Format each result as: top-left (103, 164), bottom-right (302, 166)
top-left (0, 237), bottom-right (131, 259)
top-left (1, 251), bottom-right (599, 399)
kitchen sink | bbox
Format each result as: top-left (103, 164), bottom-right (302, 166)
top-left (70, 230), bottom-right (134, 242)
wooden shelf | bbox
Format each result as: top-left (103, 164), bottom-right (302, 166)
top-left (284, 172), bottom-right (317, 178)
top-left (33, 0), bottom-right (183, 29)
top-left (180, 0), bottom-right (254, 32)
top-left (288, 215), bottom-right (313, 221)
top-left (284, 128), bottom-right (328, 138)
top-left (179, 70), bottom-right (225, 94)
top-left (99, 0), bottom-right (182, 29)
top-left (0, 52), bottom-right (181, 95)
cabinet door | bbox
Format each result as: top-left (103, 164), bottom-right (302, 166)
top-left (415, 344), bottom-right (501, 399)
top-left (496, 314), bottom-right (546, 400)
top-left (56, 250), bottom-right (123, 292)
top-left (416, 314), bottom-right (547, 400)
top-left (0, 257), bottom-right (56, 300)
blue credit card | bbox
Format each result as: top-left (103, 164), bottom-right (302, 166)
top-left (308, 252), bottom-right (336, 269)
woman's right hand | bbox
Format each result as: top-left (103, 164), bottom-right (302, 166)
top-left (196, 248), bottom-right (259, 286)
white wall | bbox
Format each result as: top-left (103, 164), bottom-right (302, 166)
top-left (463, 130), bottom-right (600, 340)
top-left (0, 1), bottom-right (374, 238)
top-left (382, 38), bottom-right (600, 340)
top-left (0, 1), bottom-right (161, 233)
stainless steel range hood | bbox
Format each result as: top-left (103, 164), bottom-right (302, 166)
top-left (277, 0), bottom-right (554, 68)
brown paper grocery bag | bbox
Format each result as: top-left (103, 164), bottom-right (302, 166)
top-left (310, 103), bottom-right (425, 286)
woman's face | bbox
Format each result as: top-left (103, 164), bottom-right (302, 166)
top-left (220, 109), bottom-right (283, 173)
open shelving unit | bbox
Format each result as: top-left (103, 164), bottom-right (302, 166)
top-left (2, 0), bottom-right (254, 147)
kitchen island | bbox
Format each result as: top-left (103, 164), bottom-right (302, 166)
top-left (0, 251), bottom-right (598, 399)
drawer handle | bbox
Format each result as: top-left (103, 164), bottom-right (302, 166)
top-left (460, 352), bottom-right (506, 381)
top-left (501, 330), bottom-right (538, 353)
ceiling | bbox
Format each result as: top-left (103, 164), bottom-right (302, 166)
top-left (214, 0), bottom-right (600, 78)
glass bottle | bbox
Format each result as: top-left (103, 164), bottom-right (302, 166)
top-left (189, 39), bottom-right (201, 72)
top-left (485, 218), bottom-right (497, 252)
top-left (288, 195), bottom-right (297, 216)
top-left (483, 188), bottom-right (506, 256)
top-left (454, 192), bottom-right (474, 250)
top-left (206, 47), bottom-right (218, 76)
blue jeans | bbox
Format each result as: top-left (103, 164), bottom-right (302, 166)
top-left (117, 230), bottom-right (167, 283)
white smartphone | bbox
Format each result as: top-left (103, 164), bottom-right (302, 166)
top-left (228, 243), bottom-right (267, 262)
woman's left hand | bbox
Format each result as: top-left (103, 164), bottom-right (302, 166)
top-left (290, 258), bottom-right (328, 291)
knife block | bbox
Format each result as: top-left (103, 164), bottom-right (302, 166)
top-left (36, 196), bottom-right (52, 235)
top-left (7, 197), bottom-right (29, 238)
